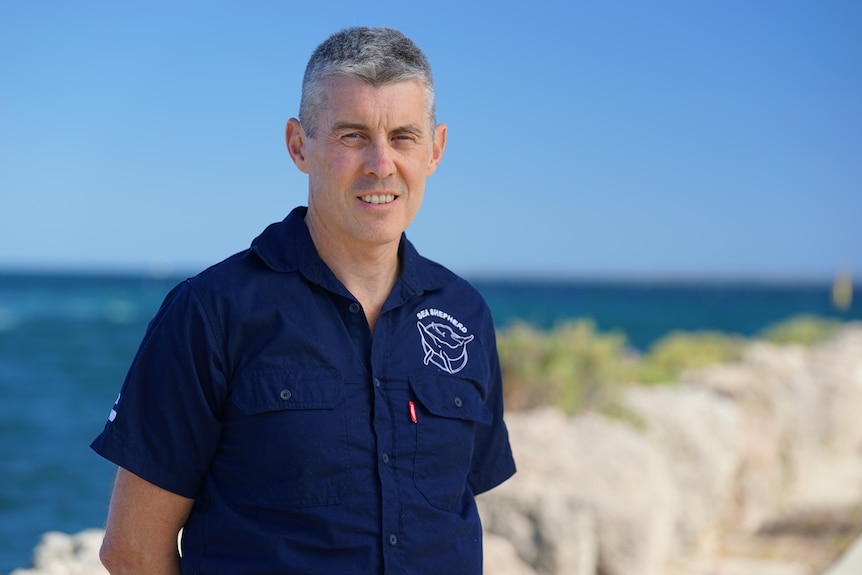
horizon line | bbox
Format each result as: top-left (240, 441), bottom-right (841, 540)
top-left (0, 263), bottom-right (857, 286)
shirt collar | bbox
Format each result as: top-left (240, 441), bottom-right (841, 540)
top-left (250, 206), bottom-right (457, 297)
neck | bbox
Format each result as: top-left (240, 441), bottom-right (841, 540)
top-left (305, 215), bottom-right (400, 333)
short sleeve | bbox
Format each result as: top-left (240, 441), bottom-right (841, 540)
top-left (467, 319), bottom-right (516, 495)
top-left (90, 280), bottom-right (228, 498)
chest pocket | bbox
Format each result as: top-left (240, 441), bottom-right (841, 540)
top-left (408, 374), bottom-right (492, 512)
top-left (226, 369), bottom-right (351, 508)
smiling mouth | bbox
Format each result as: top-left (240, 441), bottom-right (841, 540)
top-left (361, 194), bottom-right (396, 205)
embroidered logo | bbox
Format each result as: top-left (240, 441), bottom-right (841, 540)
top-left (416, 308), bottom-right (475, 374)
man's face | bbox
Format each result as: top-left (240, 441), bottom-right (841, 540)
top-left (288, 76), bottom-right (446, 251)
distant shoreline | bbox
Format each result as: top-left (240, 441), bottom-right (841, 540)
top-left (1, 266), bottom-right (858, 288)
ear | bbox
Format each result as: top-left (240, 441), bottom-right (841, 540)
top-left (426, 123), bottom-right (447, 176)
top-left (285, 118), bottom-right (311, 174)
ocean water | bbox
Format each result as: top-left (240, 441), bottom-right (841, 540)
top-left (1, 271), bottom-right (859, 572)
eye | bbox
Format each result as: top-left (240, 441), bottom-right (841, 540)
top-left (392, 133), bottom-right (418, 144)
top-left (338, 132), bottom-right (367, 146)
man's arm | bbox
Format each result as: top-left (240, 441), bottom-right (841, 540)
top-left (99, 467), bottom-right (195, 575)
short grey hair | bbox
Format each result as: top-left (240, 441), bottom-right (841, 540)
top-left (299, 27), bottom-right (436, 138)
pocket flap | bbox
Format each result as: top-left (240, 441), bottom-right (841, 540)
top-left (409, 375), bottom-right (492, 425)
top-left (232, 369), bottom-right (343, 414)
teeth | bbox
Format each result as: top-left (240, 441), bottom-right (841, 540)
top-left (362, 194), bottom-right (395, 205)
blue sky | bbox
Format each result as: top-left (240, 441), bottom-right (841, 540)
top-left (1, 1), bottom-right (860, 280)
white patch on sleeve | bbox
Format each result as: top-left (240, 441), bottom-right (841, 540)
top-left (108, 393), bottom-right (121, 422)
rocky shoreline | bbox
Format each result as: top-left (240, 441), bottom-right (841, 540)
top-left (13, 324), bottom-right (862, 575)
top-left (479, 323), bottom-right (862, 575)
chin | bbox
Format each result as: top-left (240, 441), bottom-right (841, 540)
top-left (357, 227), bottom-right (404, 247)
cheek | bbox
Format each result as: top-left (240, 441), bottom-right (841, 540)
top-left (406, 186), bottom-right (425, 214)
top-left (309, 154), bottom-right (352, 187)
top-left (404, 155), bottom-right (434, 183)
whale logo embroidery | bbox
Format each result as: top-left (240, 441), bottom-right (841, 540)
top-left (417, 320), bottom-right (475, 374)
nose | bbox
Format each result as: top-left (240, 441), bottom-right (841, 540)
top-left (364, 139), bottom-right (396, 179)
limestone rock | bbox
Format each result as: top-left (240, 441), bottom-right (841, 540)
top-left (479, 481), bottom-right (596, 575)
top-left (687, 325), bottom-right (862, 528)
top-left (12, 529), bottom-right (107, 575)
top-left (481, 408), bottom-right (675, 575)
top-left (623, 385), bottom-right (745, 556)
top-left (483, 533), bottom-right (538, 575)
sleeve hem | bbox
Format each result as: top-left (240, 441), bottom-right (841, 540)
top-left (90, 429), bottom-right (201, 499)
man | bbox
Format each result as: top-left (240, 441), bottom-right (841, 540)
top-left (92, 26), bottom-right (515, 574)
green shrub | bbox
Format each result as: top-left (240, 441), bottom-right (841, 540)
top-left (497, 315), bottom-right (848, 415)
top-left (759, 314), bottom-right (842, 346)
top-left (497, 319), bottom-right (635, 414)
top-left (637, 331), bottom-right (746, 384)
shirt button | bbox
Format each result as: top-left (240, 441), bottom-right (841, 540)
top-left (454, 396), bottom-right (463, 408)
top-left (374, 378), bottom-right (381, 388)
top-left (389, 534), bottom-right (398, 546)
top-left (381, 452), bottom-right (390, 464)
top-left (279, 389), bottom-right (292, 401)
top-left (348, 302), bottom-right (361, 314)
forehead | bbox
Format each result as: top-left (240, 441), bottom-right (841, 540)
top-left (318, 76), bottom-right (429, 128)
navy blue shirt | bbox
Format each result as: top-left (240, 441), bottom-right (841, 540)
top-left (91, 207), bottom-right (516, 574)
